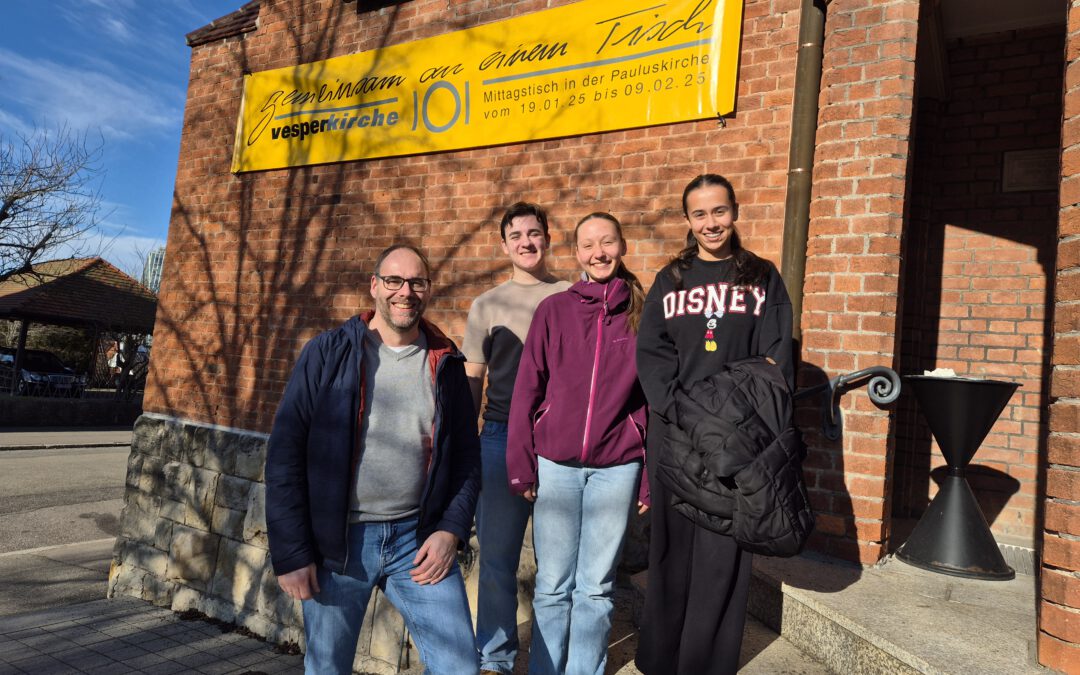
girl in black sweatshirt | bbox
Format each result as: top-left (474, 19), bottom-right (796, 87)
top-left (634, 174), bottom-right (794, 675)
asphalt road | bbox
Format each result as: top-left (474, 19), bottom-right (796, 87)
top-left (0, 445), bottom-right (128, 616)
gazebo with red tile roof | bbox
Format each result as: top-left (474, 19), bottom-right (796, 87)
top-left (0, 257), bottom-right (157, 393)
top-left (0, 257), bottom-right (156, 334)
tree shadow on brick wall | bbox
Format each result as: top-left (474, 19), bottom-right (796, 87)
top-left (146, 1), bottom-right (649, 433)
top-left (137, 6), bottom-right (726, 671)
top-left (783, 355), bottom-right (866, 593)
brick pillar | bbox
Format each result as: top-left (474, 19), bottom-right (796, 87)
top-left (1043, 2), bottom-right (1080, 670)
top-left (799, 0), bottom-right (920, 564)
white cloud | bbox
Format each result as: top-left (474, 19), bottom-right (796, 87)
top-left (102, 16), bottom-right (136, 43)
top-left (0, 48), bottom-right (180, 141)
top-left (81, 0), bottom-right (138, 10)
top-left (100, 234), bottom-right (167, 278)
top-left (54, 229), bottom-right (165, 279)
top-left (0, 110), bottom-right (34, 139)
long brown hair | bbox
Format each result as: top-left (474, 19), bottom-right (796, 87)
top-left (669, 174), bottom-right (768, 290)
top-left (575, 212), bottom-right (645, 334)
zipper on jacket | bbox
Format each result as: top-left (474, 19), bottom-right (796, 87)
top-left (343, 350), bottom-right (366, 572)
top-left (419, 352), bottom-right (448, 513)
top-left (580, 284), bottom-right (608, 463)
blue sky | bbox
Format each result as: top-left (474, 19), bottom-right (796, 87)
top-left (0, 1), bottom-right (240, 276)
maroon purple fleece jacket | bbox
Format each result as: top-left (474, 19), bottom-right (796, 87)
top-left (506, 277), bottom-right (650, 504)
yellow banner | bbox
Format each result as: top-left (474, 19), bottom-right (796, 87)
top-left (232, 0), bottom-right (744, 173)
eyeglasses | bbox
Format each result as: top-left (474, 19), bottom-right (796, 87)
top-left (375, 274), bottom-right (431, 292)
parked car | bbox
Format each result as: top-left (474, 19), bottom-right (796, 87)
top-left (0, 347), bottom-right (88, 397)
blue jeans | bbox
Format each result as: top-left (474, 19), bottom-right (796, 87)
top-left (301, 518), bottom-right (479, 674)
top-left (475, 421), bottom-right (533, 673)
top-left (529, 457), bottom-right (641, 675)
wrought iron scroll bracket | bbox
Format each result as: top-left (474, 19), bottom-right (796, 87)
top-left (794, 366), bottom-right (901, 441)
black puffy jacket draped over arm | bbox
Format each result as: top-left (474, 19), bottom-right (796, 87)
top-left (656, 357), bottom-right (815, 557)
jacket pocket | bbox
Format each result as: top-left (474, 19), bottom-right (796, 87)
top-left (627, 414), bottom-right (646, 448)
top-left (531, 404), bottom-right (551, 447)
top-left (533, 404), bottom-right (551, 427)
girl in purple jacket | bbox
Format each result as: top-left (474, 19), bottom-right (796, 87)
top-left (507, 212), bottom-right (649, 675)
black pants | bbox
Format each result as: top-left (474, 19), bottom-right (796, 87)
top-left (635, 470), bottom-right (752, 675)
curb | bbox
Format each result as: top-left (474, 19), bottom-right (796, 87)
top-left (0, 441), bottom-right (132, 452)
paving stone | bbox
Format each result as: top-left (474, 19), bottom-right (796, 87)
top-left (52, 647), bottom-right (114, 669)
top-left (150, 622), bottom-right (200, 639)
top-left (212, 639), bottom-right (262, 660)
top-left (196, 658), bottom-right (251, 674)
top-left (48, 624), bottom-right (98, 641)
top-left (185, 649), bottom-right (229, 667)
top-left (121, 651), bottom-right (173, 670)
top-left (98, 624), bottom-right (143, 639)
top-left (86, 662), bottom-right (138, 675)
top-left (227, 647), bottom-right (278, 667)
top-left (18, 656), bottom-right (73, 675)
top-left (156, 643), bottom-right (200, 660)
top-left (129, 634), bottom-right (184, 652)
top-left (67, 629), bottom-right (114, 647)
top-left (13, 630), bottom-right (64, 648)
top-left (0, 638), bottom-right (25, 656)
top-left (241, 657), bottom-right (304, 673)
top-left (148, 658), bottom-right (195, 674)
top-left (7, 653), bottom-right (73, 673)
top-left (105, 642), bottom-right (153, 661)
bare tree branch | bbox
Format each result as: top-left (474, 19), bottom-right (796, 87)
top-left (0, 125), bottom-right (107, 282)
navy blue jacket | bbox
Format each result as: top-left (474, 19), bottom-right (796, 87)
top-left (265, 313), bottom-right (481, 576)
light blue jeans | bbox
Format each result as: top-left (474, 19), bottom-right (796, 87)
top-left (475, 421), bottom-right (533, 673)
top-left (301, 517), bottom-right (479, 674)
top-left (529, 456), bottom-right (641, 675)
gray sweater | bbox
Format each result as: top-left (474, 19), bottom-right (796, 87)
top-left (350, 331), bottom-right (434, 522)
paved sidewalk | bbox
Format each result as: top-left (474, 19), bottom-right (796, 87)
top-left (0, 425), bottom-right (829, 674)
top-left (0, 597), bottom-right (304, 674)
top-left (0, 593), bottom-right (824, 675)
top-left (0, 428), bottom-right (133, 451)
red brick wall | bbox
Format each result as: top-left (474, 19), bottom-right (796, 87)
top-left (798, 0), bottom-right (920, 564)
top-left (1044, 2), bottom-right (1080, 670)
top-left (895, 26), bottom-right (1063, 548)
top-left (148, 0), bottom-right (805, 432)
top-left (154, 0), bottom-right (935, 567)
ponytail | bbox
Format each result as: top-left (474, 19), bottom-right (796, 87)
top-left (616, 263), bottom-right (646, 334)
top-left (575, 212), bottom-right (646, 334)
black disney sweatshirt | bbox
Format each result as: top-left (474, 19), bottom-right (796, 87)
top-left (636, 256), bottom-right (794, 429)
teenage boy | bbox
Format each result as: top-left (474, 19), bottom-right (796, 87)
top-left (463, 202), bottom-right (570, 674)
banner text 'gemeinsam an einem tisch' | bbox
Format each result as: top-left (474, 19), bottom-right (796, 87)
top-left (232, 0), bottom-right (744, 172)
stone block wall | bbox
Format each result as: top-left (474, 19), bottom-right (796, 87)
top-left (109, 414), bottom-right (416, 672)
top-left (110, 413), bottom-right (547, 673)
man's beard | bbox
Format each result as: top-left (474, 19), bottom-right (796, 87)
top-left (377, 296), bottom-right (423, 332)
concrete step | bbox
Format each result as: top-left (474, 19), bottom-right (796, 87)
top-left (748, 553), bottom-right (1051, 675)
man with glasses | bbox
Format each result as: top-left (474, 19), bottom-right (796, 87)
top-left (266, 244), bottom-right (481, 674)
top-left (462, 202), bottom-right (569, 674)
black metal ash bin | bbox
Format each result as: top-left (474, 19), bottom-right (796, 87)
top-left (896, 375), bottom-right (1020, 580)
